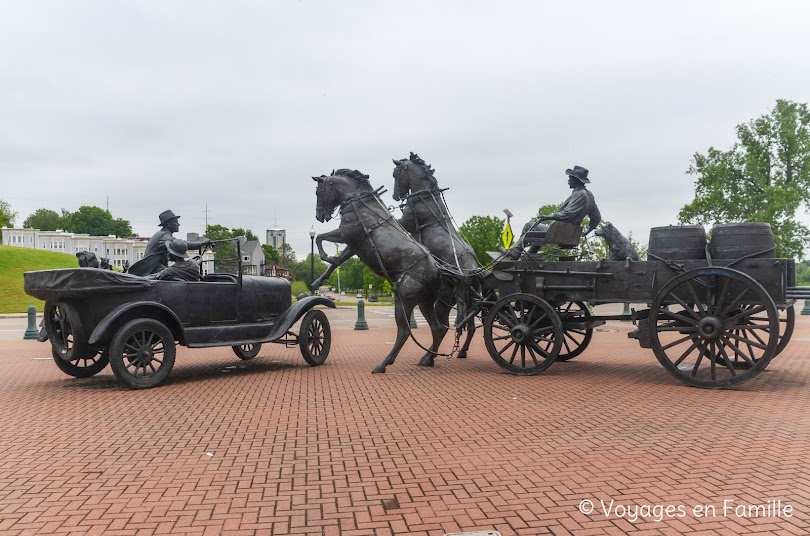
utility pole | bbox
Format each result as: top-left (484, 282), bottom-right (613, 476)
top-left (202, 204), bottom-right (211, 233)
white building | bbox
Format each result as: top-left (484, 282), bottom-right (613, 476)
top-left (1, 227), bottom-right (214, 271)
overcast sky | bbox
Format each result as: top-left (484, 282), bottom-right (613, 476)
top-left (2, 1), bottom-right (809, 259)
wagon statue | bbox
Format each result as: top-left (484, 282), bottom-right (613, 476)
top-left (479, 222), bottom-right (796, 388)
top-left (24, 240), bottom-right (334, 389)
top-left (311, 161), bottom-right (796, 389)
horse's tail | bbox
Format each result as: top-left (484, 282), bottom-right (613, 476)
top-left (437, 266), bottom-right (485, 331)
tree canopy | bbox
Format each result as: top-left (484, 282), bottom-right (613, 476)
top-left (62, 206), bottom-right (134, 237)
top-left (262, 244), bottom-right (281, 265)
top-left (204, 224), bottom-right (260, 273)
top-left (678, 99), bottom-right (810, 258)
top-left (23, 208), bottom-right (62, 231)
top-left (458, 215), bottom-right (505, 265)
top-left (0, 199), bottom-right (16, 228)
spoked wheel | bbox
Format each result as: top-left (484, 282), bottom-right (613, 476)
top-left (299, 310), bottom-right (331, 366)
top-left (51, 347), bottom-right (110, 378)
top-left (232, 343), bottom-right (262, 360)
top-left (728, 303), bottom-right (795, 363)
top-left (554, 301), bottom-right (593, 361)
top-left (483, 293), bottom-right (563, 375)
top-left (776, 305), bottom-right (796, 357)
top-left (649, 267), bottom-right (778, 388)
top-left (109, 319), bottom-right (176, 389)
top-left (44, 301), bottom-right (91, 362)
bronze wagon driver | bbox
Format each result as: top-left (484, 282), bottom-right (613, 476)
top-left (508, 165), bottom-right (601, 259)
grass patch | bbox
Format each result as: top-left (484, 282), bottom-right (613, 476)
top-left (0, 245), bottom-right (77, 313)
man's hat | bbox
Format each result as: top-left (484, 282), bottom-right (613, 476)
top-left (166, 239), bottom-right (189, 259)
top-left (566, 165), bottom-right (590, 183)
top-left (159, 210), bottom-right (180, 226)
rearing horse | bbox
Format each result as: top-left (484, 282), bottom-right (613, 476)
top-left (393, 152), bottom-right (482, 358)
top-left (311, 169), bottom-right (447, 373)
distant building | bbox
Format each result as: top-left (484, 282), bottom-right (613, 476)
top-left (240, 240), bottom-right (265, 276)
top-left (266, 226), bottom-right (286, 249)
top-left (265, 264), bottom-right (290, 279)
top-left (0, 227), bottom-right (213, 272)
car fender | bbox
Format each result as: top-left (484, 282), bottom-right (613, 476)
top-left (88, 301), bottom-right (186, 345)
top-left (264, 296), bottom-right (336, 341)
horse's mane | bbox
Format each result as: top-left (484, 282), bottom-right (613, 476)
top-left (334, 168), bottom-right (373, 192)
top-left (408, 152), bottom-right (438, 189)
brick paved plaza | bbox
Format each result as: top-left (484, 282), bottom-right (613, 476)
top-left (1, 307), bottom-right (809, 535)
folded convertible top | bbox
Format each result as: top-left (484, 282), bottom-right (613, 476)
top-left (24, 268), bottom-right (153, 301)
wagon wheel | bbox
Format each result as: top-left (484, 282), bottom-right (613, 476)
top-left (44, 301), bottom-right (92, 362)
top-left (51, 347), bottom-right (109, 378)
top-left (728, 304), bottom-right (794, 362)
top-left (649, 267), bottom-right (778, 388)
top-left (483, 293), bottom-right (563, 375)
top-left (776, 305), bottom-right (795, 357)
top-left (554, 301), bottom-right (593, 361)
top-left (232, 343), bottom-right (262, 360)
top-left (109, 318), bottom-right (176, 389)
top-left (299, 310), bottom-right (331, 366)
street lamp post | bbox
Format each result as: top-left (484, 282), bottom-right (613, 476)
top-left (309, 226), bottom-right (316, 295)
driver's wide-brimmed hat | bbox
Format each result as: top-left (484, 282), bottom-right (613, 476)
top-left (566, 165), bottom-right (590, 183)
top-left (159, 210), bottom-right (180, 226)
top-left (166, 239), bottom-right (189, 259)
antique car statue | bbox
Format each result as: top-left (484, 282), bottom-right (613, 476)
top-left (24, 242), bottom-right (334, 389)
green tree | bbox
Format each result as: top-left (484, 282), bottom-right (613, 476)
top-left (59, 206), bottom-right (134, 237)
top-left (278, 243), bottom-right (297, 269)
top-left (63, 206), bottom-right (118, 236)
top-left (230, 228), bottom-right (258, 242)
top-left (363, 266), bottom-right (391, 295)
top-left (109, 218), bottom-right (134, 238)
top-left (326, 256), bottom-right (364, 291)
top-left (23, 208), bottom-right (63, 230)
top-left (290, 253), bottom-right (328, 286)
top-left (262, 244), bottom-right (281, 265)
top-left (678, 99), bottom-right (810, 259)
top-left (0, 199), bottom-right (17, 228)
top-left (459, 215), bottom-right (505, 265)
top-left (204, 224), bottom-right (232, 241)
top-left (205, 225), bottom-right (245, 272)
top-left (795, 260), bottom-right (810, 286)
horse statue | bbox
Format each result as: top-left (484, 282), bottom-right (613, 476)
top-left (310, 169), bottom-right (447, 373)
top-left (392, 152), bottom-right (483, 358)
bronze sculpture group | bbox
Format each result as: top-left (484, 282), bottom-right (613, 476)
top-left (311, 155), bottom-right (633, 374)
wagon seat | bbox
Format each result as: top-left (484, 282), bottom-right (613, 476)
top-left (523, 221), bottom-right (582, 251)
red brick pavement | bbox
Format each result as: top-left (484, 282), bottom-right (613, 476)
top-left (1, 310), bottom-right (809, 535)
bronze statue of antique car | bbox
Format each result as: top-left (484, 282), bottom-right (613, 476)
top-left (24, 265), bottom-right (334, 389)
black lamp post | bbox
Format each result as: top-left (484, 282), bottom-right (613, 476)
top-left (309, 226), bottom-right (316, 295)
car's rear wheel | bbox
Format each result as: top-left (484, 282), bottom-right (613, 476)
top-left (51, 347), bottom-right (110, 378)
top-left (232, 343), bottom-right (262, 360)
top-left (44, 301), bottom-right (92, 362)
top-left (300, 310), bottom-right (331, 366)
top-left (109, 319), bottom-right (176, 389)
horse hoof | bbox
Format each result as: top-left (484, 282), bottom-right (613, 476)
top-left (418, 359), bottom-right (434, 367)
top-left (372, 366), bottom-right (387, 374)
top-left (456, 351), bottom-right (467, 359)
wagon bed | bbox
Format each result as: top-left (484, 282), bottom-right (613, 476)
top-left (480, 252), bottom-right (794, 388)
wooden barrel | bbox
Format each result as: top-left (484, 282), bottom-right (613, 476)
top-left (709, 222), bottom-right (775, 260)
top-left (648, 225), bottom-right (707, 261)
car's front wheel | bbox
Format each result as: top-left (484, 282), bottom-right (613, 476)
top-left (109, 319), bottom-right (176, 389)
top-left (232, 343), bottom-right (262, 360)
top-left (300, 310), bottom-right (331, 366)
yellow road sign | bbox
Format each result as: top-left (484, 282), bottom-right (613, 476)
top-left (501, 222), bottom-right (513, 248)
